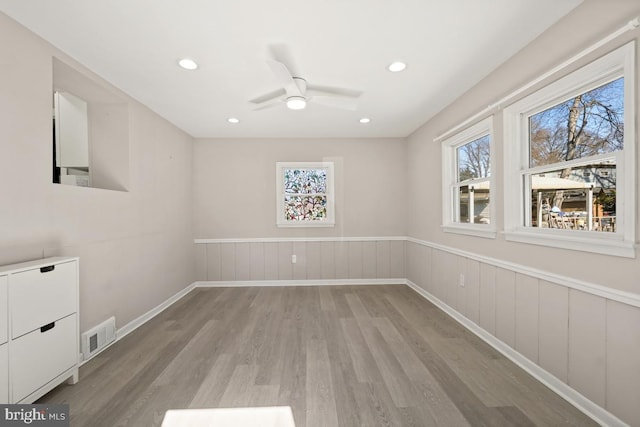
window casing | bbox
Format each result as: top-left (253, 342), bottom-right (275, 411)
top-left (442, 116), bottom-right (496, 238)
top-left (276, 162), bottom-right (335, 228)
top-left (503, 42), bottom-right (635, 257)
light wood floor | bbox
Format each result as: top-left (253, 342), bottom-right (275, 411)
top-left (40, 285), bottom-right (597, 426)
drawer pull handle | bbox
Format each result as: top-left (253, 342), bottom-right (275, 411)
top-left (40, 265), bottom-right (55, 273)
top-left (40, 322), bottom-right (55, 333)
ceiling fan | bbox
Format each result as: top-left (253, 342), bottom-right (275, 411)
top-left (250, 45), bottom-right (362, 111)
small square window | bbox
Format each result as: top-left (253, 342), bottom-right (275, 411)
top-left (276, 162), bottom-right (335, 228)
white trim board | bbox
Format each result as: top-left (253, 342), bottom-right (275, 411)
top-left (406, 237), bottom-right (640, 308)
top-left (195, 236), bottom-right (407, 244)
top-left (405, 279), bottom-right (628, 427)
top-left (80, 282), bottom-right (197, 366)
top-left (194, 278), bottom-right (406, 288)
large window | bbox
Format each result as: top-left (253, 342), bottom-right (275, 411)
top-left (276, 162), bottom-right (335, 227)
top-left (503, 43), bottom-right (635, 257)
top-left (442, 117), bottom-right (495, 238)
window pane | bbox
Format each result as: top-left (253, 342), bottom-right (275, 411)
top-left (284, 195), bottom-right (327, 221)
top-left (457, 135), bottom-right (490, 181)
top-left (284, 168), bottom-right (327, 194)
top-left (458, 186), bottom-right (470, 223)
top-left (529, 160), bottom-right (616, 232)
top-left (529, 78), bottom-right (624, 168)
top-left (457, 183), bottom-right (491, 224)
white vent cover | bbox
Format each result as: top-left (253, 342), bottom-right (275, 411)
top-left (81, 316), bottom-right (116, 361)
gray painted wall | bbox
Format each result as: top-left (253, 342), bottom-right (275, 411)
top-left (0, 12), bottom-right (196, 334)
top-left (193, 138), bottom-right (407, 239)
top-left (405, 2), bottom-right (640, 425)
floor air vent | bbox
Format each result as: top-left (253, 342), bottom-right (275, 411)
top-left (81, 316), bottom-right (116, 361)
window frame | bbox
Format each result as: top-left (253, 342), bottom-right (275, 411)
top-left (276, 161), bottom-right (335, 228)
top-left (503, 42), bottom-right (635, 257)
top-left (441, 116), bottom-right (496, 238)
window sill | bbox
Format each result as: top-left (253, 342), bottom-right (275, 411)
top-left (503, 229), bottom-right (636, 258)
top-left (442, 224), bottom-right (497, 239)
top-left (277, 221), bottom-right (335, 228)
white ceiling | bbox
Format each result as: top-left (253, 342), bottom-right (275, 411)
top-left (0, 0), bottom-right (582, 138)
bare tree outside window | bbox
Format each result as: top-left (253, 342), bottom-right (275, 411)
top-left (457, 135), bottom-right (490, 181)
top-left (456, 135), bottom-right (491, 224)
top-left (527, 77), bottom-right (623, 231)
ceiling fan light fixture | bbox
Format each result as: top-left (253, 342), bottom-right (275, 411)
top-left (227, 117), bottom-right (240, 124)
top-left (286, 96), bottom-right (307, 110)
top-left (388, 61), bottom-right (407, 72)
top-left (178, 58), bottom-right (198, 70)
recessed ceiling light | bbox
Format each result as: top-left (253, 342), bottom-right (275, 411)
top-left (388, 61), bottom-right (407, 72)
top-left (286, 96), bottom-right (307, 110)
top-left (178, 58), bottom-right (198, 70)
top-left (359, 118), bottom-right (371, 124)
top-left (227, 117), bottom-right (239, 124)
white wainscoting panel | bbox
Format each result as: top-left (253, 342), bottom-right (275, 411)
top-left (405, 238), bottom-right (639, 427)
top-left (606, 300), bottom-right (640, 425)
top-left (538, 280), bottom-right (569, 383)
top-left (197, 238), bottom-right (407, 284)
top-left (568, 290), bottom-right (607, 407)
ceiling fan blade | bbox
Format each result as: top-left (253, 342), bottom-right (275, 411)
top-left (310, 95), bottom-right (359, 111)
top-left (266, 59), bottom-right (301, 97)
top-left (252, 98), bottom-right (284, 111)
top-left (249, 88), bottom-right (286, 104)
top-left (306, 84), bottom-right (362, 99)
top-left (268, 44), bottom-right (300, 77)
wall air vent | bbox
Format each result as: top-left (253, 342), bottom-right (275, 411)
top-left (81, 316), bottom-right (116, 361)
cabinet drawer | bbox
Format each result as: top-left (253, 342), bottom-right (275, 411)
top-left (0, 276), bottom-right (6, 345)
top-left (0, 344), bottom-right (7, 404)
top-left (10, 261), bottom-right (76, 338)
top-left (11, 314), bottom-right (77, 403)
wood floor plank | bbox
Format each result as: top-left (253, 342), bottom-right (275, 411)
top-left (353, 381), bottom-right (406, 427)
top-left (340, 318), bottom-right (385, 384)
top-left (305, 339), bottom-right (339, 427)
top-left (431, 336), bottom-right (515, 407)
top-left (360, 321), bottom-right (419, 408)
top-left (188, 353), bottom-right (236, 408)
top-left (372, 317), bottom-right (471, 426)
top-left (247, 385), bottom-right (281, 407)
top-left (277, 318), bottom-right (307, 427)
top-left (38, 285), bottom-right (598, 427)
top-left (321, 313), bottom-right (364, 427)
top-left (329, 287), bottom-right (355, 319)
top-left (218, 364), bottom-right (259, 407)
top-left (318, 286), bottom-right (336, 312)
top-left (493, 358), bottom-right (597, 426)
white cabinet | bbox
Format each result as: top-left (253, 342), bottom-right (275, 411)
top-left (0, 276), bottom-right (7, 403)
top-left (0, 257), bottom-right (79, 403)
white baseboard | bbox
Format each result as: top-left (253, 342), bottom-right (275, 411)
top-left (194, 278), bottom-right (406, 287)
top-left (115, 282), bottom-right (197, 341)
top-left (405, 280), bottom-right (627, 427)
top-left (80, 283), bottom-right (196, 366)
